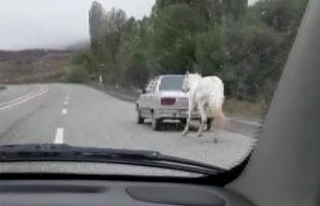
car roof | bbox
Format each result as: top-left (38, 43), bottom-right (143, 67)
top-left (160, 74), bottom-right (184, 77)
top-left (159, 74), bottom-right (184, 79)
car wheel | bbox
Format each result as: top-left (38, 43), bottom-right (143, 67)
top-left (136, 108), bottom-right (144, 124)
top-left (151, 112), bottom-right (161, 131)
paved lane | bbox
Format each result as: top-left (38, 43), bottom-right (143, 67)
top-left (0, 84), bottom-right (42, 104)
top-left (0, 84), bottom-right (68, 144)
top-left (0, 84), bottom-right (256, 170)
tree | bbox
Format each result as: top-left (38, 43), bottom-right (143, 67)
top-left (150, 4), bottom-right (206, 74)
top-left (222, 0), bottom-right (248, 22)
top-left (81, 0), bottom-right (308, 104)
top-left (246, 0), bottom-right (309, 101)
top-left (152, 0), bottom-right (222, 24)
top-left (116, 18), bottom-right (152, 87)
top-left (222, 21), bottom-right (281, 99)
top-left (89, 2), bottom-right (106, 50)
top-left (103, 8), bottom-right (127, 66)
top-left (88, 4), bottom-right (128, 80)
top-left (194, 27), bottom-right (224, 76)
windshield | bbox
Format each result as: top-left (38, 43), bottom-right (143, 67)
top-left (159, 76), bottom-right (184, 91)
top-left (0, 0), bottom-right (308, 176)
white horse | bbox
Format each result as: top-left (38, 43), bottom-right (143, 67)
top-left (182, 72), bottom-right (225, 141)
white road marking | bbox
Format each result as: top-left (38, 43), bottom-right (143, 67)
top-left (54, 128), bottom-right (64, 144)
top-left (66, 91), bottom-right (71, 100)
top-left (0, 85), bottom-right (49, 111)
top-left (62, 108), bottom-right (67, 115)
top-left (64, 101), bottom-right (68, 105)
top-left (0, 85), bottom-right (44, 107)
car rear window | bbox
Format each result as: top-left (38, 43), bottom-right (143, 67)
top-left (159, 76), bottom-right (184, 91)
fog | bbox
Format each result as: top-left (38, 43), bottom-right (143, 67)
top-left (0, 0), bottom-right (155, 50)
top-left (0, 0), bottom-right (259, 50)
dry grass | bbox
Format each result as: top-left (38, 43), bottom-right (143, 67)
top-left (0, 50), bottom-right (72, 84)
top-left (223, 98), bottom-right (264, 119)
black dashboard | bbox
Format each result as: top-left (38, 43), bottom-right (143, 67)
top-left (0, 179), bottom-right (254, 206)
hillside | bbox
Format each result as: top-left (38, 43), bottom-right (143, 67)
top-left (0, 49), bottom-right (73, 84)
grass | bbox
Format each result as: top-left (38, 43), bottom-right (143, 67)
top-left (223, 98), bottom-right (265, 119)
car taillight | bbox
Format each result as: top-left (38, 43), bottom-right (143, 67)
top-left (161, 97), bottom-right (176, 105)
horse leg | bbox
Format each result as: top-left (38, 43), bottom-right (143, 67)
top-left (182, 100), bottom-right (194, 136)
top-left (206, 117), bottom-right (213, 131)
top-left (203, 102), bottom-right (212, 131)
top-left (213, 120), bottom-right (219, 143)
top-left (209, 98), bottom-right (223, 144)
top-left (197, 101), bottom-right (207, 137)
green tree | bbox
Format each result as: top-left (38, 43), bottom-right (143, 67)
top-left (222, 0), bottom-right (248, 22)
top-left (89, 2), bottom-right (106, 53)
top-left (102, 8), bottom-right (127, 66)
top-left (222, 21), bottom-right (281, 99)
top-left (246, 0), bottom-right (309, 102)
top-left (150, 4), bottom-right (206, 74)
top-left (116, 18), bottom-right (152, 87)
top-left (194, 27), bottom-right (224, 76)
top-left (81, 0), bottom-right (308, 104)
top-left (152, 0), bottom-right (223, 23)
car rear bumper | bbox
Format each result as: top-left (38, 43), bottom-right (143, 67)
top-left (154, 109), bottom-right (200, 120)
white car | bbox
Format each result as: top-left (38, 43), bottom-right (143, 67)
top-left (136, 75), bottom-right (211, 130)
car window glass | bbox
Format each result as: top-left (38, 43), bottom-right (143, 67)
top-left (0, 0), bottom-right (309, 177)
top-left (159, 76), bottom-right (184, 91)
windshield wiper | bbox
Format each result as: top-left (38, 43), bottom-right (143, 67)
top-left (0, 144), bottom-right (226, 175)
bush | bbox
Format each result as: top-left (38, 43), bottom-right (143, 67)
top-left (65, 65), bottom-right (89, 83)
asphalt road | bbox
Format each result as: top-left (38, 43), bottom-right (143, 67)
top-left (0, 84), bottom-right (256, 174)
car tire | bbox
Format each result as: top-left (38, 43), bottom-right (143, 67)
top-left (137, 108), bottom-right (144, 124)
top-left (151, 112), bottom-right (161, 131)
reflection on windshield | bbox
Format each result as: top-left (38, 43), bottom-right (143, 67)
top-left (0, 0), bottom-right (308, 175)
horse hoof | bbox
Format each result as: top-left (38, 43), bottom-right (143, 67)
top-left (214, 138), bottom-right (218, 143)
top-left (182, 131), bottom-right (187, 136)
top-left (197, 133), bottom-right (202, 137)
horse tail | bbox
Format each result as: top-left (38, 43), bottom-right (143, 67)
top-left (209, 96), bottom-right (226, 129)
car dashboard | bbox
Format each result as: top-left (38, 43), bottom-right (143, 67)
top-left (0, 178), bottom-right (254, 206)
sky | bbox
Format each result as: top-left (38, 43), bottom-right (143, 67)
top-left (249, 0), bottom-right (260, 6)
top-left (0, 0), bottom-right (155, 50)
top-left (0, 0), bottom-right (259, 51)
